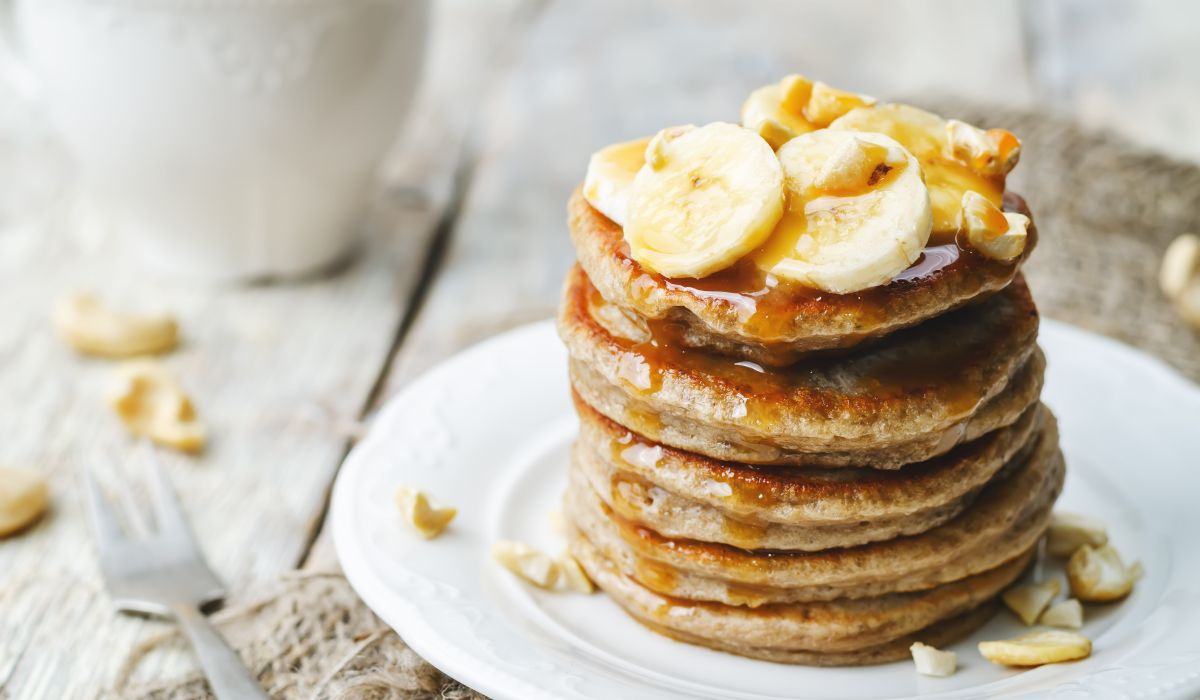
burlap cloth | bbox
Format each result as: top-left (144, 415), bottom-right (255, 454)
top-left (112, 105), bottom-right (1200, 699)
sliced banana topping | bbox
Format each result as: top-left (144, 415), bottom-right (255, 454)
top-left (805, 82), bottom-right (877, 128)
top-left (1046, 511), bottom-right (1109, 557)
top-left (583, 136), bottom-right (651, 226)
top-left (946, 119), bottom-right (1021, 177)
top-left (960, 190), bottom-right (1029, 261)
top-left (1040, 598), bottom-right (1084, 629)
top-left (741, 75), bottom-right (876, 150)
top-left (755, 130), bottom-right (931, 293)
top-left (979, 630), bottom-right (1092, 667)
top-left (1067, 544), bottom-right (1139, 602)
top-left (830, 103), bottom-right (1007, 231)
top-left (625, 122), bottom-right (784, 279)
top-left (1002, 578), bottom-right (1061, 626)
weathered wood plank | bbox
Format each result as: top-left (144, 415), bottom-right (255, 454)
top-left (0, 0), bottom-right (538, 696)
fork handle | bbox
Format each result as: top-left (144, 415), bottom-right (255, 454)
top-left (171, 603), bottom-right (270, 699)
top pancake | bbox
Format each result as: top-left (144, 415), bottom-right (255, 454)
top-left (569, 186), bottom-right (1037, 366)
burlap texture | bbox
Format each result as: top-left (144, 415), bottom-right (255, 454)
top-left (113, 107), bottom-right (1200, 700)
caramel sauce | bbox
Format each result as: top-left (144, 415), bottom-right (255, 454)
top-left (594, 189), bottom-right (1032, 346)
top-left (578, 269), bottom-right (1029, 431)
top-left (632, 553), bottom-right (680, 594)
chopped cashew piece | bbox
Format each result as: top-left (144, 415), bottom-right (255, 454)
top-left (1160, 233), bottom-right (1200, 299)
top-left (558, 554), bottom-right (595, 594)
top-left (394, 486), bottom-right (457, 539)
top-left (1047, 511), bottom-right (1108, 557)
top-left (0, 466), bottom-right (50, 538)
top-left (492, 540), bottom-right (560, 589)
top-left (1068, 544), bottom-right (1138, 602)
top-left (960, 191), bottom-right (1028, 261)
top-left (107, 361), bottom-right (205, 453)
top-left (945, 119), bottom-right (1021, 177)
top-left (55, 292), bottom-right (178, 358)
top-left (979, 630), bottom-right (1092, 667)
top-left (909, 642), bottom-right (956, 677)
top-left (1002, 578), bottom-right (1061, 626)
top-left (1040, 599), bottom-right (1084, 629)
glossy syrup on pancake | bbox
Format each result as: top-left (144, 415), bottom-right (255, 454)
top-left (575, 266), bottom-right (1038, 426)
top-left (582, 189), bottom-right (1036, 350)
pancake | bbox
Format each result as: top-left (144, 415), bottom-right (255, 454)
top-left (637, 603), bottom-right (999, 666)
top-left (571, 529), bottom-right (1026, 662)
top-left (564, 412), bottom-right (1063, 604)
top-left (574, 391), bottom-right (1041, 526)
top-left (574, 400), bottom-right (1043, 551)
top-left (560, 264), bottom-right (1043, 467)
top-left (569, 186), bottom-right (1037, 365)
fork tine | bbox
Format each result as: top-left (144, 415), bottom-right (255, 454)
top-left (142, 443), bottom-right (198, 546)
top-left (82, 467), bottom-right (126, 548)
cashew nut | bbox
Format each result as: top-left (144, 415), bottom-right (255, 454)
top-left (55, 292), bottom-right (178, 358)
top-left (107, 360), bottom-right (206, 453)
top-left (0, 466), bottom-right (50, 537)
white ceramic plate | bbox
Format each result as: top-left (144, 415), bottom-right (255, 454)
top-left (332, 319), bottom-right (1200, 700)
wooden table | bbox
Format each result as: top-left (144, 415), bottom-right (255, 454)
top-left (2, 1), bottom-right (1198, 696)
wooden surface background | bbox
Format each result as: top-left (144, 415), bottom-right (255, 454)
top-left (1, 0), bottom-right (1198, 697)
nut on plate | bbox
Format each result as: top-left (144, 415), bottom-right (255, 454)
top-left (395, 486), bottom-right (457, 539)
top-left (1001, 578), bottom-right (1061, 626)
top-left (1067, 544), bottom-right (1139, 602)
top-left (1040, 598), bottom-right (1084, 629)
top-left (979, 630), bottom-right (1092, 667)
top-left (1046, 511), bottom-right (1108, 557)
top-left (0, 466), bottom-right (50, 538)
top-left (492, 540), bottom-right (560, 589)
top-left (557, 554), bottom-right (595, 594)
top-left (55, 292), bottom-right (178, 358)
top-left (909, 642), bottom-right (956, 677)
top-left (107, 360), bottom-right (206, 453)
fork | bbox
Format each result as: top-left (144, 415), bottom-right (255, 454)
top-left (83, 450), bottom-right (269, 699)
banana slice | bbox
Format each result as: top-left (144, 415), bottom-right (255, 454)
top-left (830, 103), bottom-right (1012, 232)
top-left (741, 75), bottom-right (876, 149)
top-left (979, 630), bottom-right (1092, 667)
top-left (625, 123), bottom-right (784, 279)
top-left (754, 130), bottom-right (932, 293)
top-left (583, 136), bottom-right (651, 226)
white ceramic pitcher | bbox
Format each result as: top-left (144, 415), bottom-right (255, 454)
top-left (3, 0), bottom-right (429, 282)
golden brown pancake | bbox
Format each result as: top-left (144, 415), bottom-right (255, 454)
top-left (560, 264), bottom-right (1043, 467)
top-left (573, 396), bottom-right (1043, 550)
top-left (569, 187), bottom-right (1037, 365)
top-left (571, 529), bottom-right (1027, 662)
top-left (564, 412), bottom-right (1062, 604)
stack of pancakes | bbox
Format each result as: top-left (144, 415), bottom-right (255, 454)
top-left (557, 185), bottom-right (1064, 665)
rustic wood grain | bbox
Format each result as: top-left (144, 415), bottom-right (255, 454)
top-left (0, 0), bottom-right (540, 696)
top-left (4, 0), bottom-right (1200, 696)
